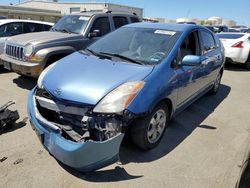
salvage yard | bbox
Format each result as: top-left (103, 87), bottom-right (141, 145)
top-left (0, 64), bottom-right (250, 188)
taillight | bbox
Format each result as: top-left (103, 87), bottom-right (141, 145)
top-left (231, 41), bottom-right (244, 48)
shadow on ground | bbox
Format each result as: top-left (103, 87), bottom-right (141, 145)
top-left (120, 84), bottom-right (231, 164)
top-left (60, 164), bottom-right (143, 182)
top-left (62, 84), bottom-right (230, 182)
top-left (12, 75), bottom-right (37, 90)
top-left (0, 66), bottom-right (11, 74)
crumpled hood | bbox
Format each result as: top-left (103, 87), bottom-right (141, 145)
top-left (42, 52), bottom-right (154, 105)
top-left (7, 31), bottom-right (82, 46)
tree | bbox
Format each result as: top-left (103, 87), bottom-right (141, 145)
top-left (205, 20), bottom-right (213, 25)
top-left (200, 20), bottom-right (205, 25)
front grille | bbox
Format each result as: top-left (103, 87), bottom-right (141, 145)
top-left (5, 44), bottom-right (24, 61)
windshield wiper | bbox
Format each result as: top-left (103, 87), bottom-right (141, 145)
top-left (57, 28), bottom-right (72, 34)
top-left (51, 28), bottom-right (78, 34)
top-left (51, 28), bottom-right (57, 31)
top-left (99, 52), bottom-right (144, 65)
top-left (84, 49), bottom-right (111, 60)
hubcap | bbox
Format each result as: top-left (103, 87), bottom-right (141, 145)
top-left (147, 109), bottom-right (167, 144)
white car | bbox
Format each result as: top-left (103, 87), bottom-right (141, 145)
top-left (217, 32), bottom-right (250, 69)
top-left (0, 19), bottom-right (53, 65)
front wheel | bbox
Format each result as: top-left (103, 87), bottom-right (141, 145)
top-left (208, 71), bottom-right (222, 95)
top-left (130, 103), bottom-right (169, 150)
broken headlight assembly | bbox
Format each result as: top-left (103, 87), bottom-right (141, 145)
top-left (37, 63), bottom-right (56, 88)
top-left (81, 115), bottom-right (124, 142)
top-left (93, 81), bottom-right (145, 114)
top-left (35, 80), bottom-right (144, 143)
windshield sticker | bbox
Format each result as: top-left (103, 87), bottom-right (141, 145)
top-left (154, 30), bottom-right (176, 35)
top-left (79, 16), bottom-right (89, 21)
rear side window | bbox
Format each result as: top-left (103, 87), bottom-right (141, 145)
top-left (113, 16), bottom-right (128, 28)
top-left (43, 24), bottom-right (52, 31)
top-left (130, 17), bottom-right (140, 23)
top-left (90, 17), bottom-right (111, 36)
top-left (217, 34), bottom-right (244, 39)
top-left (201, 30), bottom-right (216, 52)
top-left (24, 23), bottom-right (44, 33)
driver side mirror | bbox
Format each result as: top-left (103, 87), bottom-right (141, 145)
top-left (88, 29), bottom-right (101, 38)
top-left (182, 55), bottom-right (201, 66)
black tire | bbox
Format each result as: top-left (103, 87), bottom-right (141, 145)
top-left (130, 102), bottom-right (169, 150)
top-left (245, 55), bottom-right (250, 70)
top-left (208, 71), bottom-right (222, 95)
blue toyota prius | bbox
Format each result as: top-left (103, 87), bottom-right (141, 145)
top-left (27, 23), bottom-right (225, 172)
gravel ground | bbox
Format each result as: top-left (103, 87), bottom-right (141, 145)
top-left (0, 64), bottom-right (250, 188)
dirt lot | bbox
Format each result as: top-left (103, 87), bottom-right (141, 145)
top-left (0, 65), bottom-right (250, 188)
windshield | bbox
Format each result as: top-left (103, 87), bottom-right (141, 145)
top-left (87, 27), bottom-right (179, 65)
top-left (52, 15), bottom-right (89, 34)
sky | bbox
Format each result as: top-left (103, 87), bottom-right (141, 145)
top-left (1, 0), bottom-right (250, 26)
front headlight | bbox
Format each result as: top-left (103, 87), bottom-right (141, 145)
top-left (93, 81), bottom-right (145, 114)
top-left (23, 44), bottom-right (34, 57)
top-left (37, 63), bottom-right (56, 88)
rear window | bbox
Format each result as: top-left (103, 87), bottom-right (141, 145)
top-left (113, 17), bottom-right (128, 29)
top-left (130, 17), bottom-right (140, 23)
top-left (217, 34), bottom-right (244, 39)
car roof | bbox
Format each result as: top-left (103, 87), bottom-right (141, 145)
top-left (125, 22), bottom-right (201, 32)
top-left (71, 11), bottom-right (138, 17)
top-left (0, 19), bottom-right (54, 26)
top-left (218, 32), bottom-right (250, 35)
top-left (217, 32), bottom-right (250, 39)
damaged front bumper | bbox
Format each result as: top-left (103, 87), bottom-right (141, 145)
top-left (27, 87), bottom-right (125, 172)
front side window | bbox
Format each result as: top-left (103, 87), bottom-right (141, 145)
top-left (24, 23), bottom-right (43, 33)
top-left (90, 17), bottom-right (111, 36)
top-left (43, 24), bottom-right (52, 31)
top-left (52, 15), bottom-right (89, 34)
top-left (113, 16), bottom-right (129, 29)
top-left (201, 30), bottom-right (216, 53)
top-left (180, 31), bottom-right (201, 60)
top-left (87, 27), bottom-right (180, 65)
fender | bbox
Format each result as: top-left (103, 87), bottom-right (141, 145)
top-left (36, 46), bottom-right (77, 68)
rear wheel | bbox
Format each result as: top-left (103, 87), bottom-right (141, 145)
top-left (209, 71), bottom-right (222, 95)
top-left (130, 103), bottom-right (169, 150)
top-left (245, 54), bottom-right (250, 70)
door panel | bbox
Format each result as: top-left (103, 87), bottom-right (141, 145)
top-left (199, 30), bottom-right (221, 86)
top-left (176, 65), bottom-right (203, 107)
top-left (176, 30), bottom-right (204, 107)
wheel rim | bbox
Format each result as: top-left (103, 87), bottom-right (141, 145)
top-left (214, 73), bottom-right (221, 92)
top-left (147, 109), bottom-right (167, 144)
